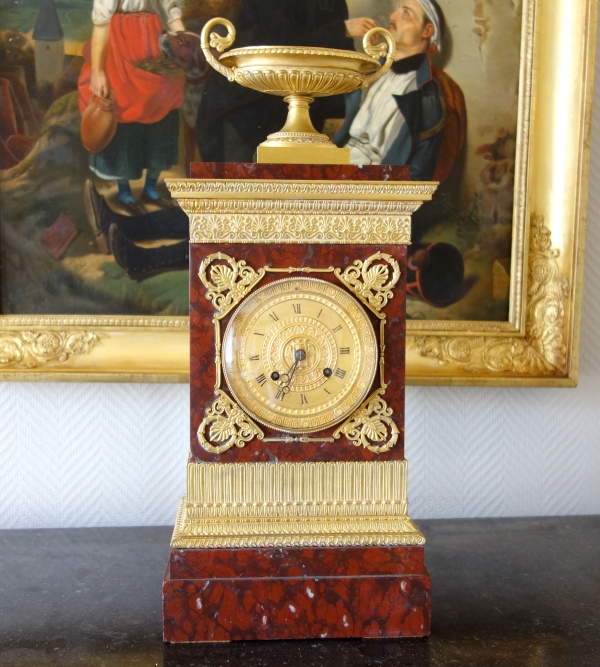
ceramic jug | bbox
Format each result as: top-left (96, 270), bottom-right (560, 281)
top-left (80, 92), bottom-right (117, 154)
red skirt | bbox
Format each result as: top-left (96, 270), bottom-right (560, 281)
top-left (78, 12), bottom-right (184, 124)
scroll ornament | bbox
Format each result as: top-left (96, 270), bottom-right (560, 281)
top-left (333, 388), bottom-right (399, 454)
top-left (198, 252), bottom-right (265, 318)
top-left (407, 214), bottom-right (569, 375)
top-left (335, 252), bottom-right (401, 318)
top-left (0, 331), bottom-right (101, 369)
top-left (197, 390), bottom-right (265, 454)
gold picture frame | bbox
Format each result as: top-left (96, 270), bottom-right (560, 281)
top-left (0, 0), bottom-right (596, 386)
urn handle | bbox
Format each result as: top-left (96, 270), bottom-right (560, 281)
top-left (200, 17), bottom-right (237, 82)
top-left (361, 27), bottom-right (395, 89)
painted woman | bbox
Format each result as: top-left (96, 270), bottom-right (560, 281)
top-left (78, 0), bottom-right (185, 214)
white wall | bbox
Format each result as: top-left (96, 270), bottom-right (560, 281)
top-left (1, 41), bottom-right (599, 532)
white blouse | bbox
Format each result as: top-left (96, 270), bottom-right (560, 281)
top-left (346, 69), bottom-right (418, 165)
top-left (92, 0), bottom-right (182, 26)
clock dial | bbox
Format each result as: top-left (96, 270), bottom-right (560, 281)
top-left (222, 278), bottom-right (378, 433)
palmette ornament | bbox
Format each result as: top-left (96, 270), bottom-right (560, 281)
top-left (200, 18), bottom-right (395, 163)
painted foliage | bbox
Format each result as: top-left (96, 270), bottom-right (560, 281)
top-left (0, 0), bottom-right (521, 320)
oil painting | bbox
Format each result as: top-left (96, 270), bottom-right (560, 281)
top-left (0, 0), bottom-right (522, 322)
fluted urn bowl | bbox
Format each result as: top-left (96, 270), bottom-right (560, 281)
top-left (219, 45), bottom-right (388, 97)
top-left (200, 18), bottom-right (395, 163)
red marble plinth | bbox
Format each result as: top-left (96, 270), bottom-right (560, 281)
top-left (163, 546), bottom-right (430, 642)
top-left (190, 162), bottom-right (410, 181)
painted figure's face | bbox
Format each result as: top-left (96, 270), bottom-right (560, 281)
top-left (388, 0), bottom-right (433, 52)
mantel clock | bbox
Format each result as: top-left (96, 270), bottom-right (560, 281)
top-left (162, 161), bottom-right (436, 642)
top-left (162, 18), bottom-right (437, 643)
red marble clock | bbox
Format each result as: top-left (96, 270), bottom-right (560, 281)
top-left (163, 162), bottom-right (435, 642)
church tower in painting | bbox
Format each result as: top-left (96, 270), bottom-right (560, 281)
top-left (33, 0), bottom-right (64, 86)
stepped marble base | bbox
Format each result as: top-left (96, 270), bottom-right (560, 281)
top-left (163, 545), bottom-right (431, 642)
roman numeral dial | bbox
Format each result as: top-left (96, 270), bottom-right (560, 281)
top-left (221, 277), bottom-right (378, 434)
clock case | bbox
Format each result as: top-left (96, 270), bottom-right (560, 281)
top-left (164, 162), bottom-right (436, 642)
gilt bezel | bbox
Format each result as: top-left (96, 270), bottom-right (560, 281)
top-left (221, 277), bottom-right (378, 434)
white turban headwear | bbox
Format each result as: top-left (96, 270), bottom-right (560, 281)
top-left (414, 0), bottom-right (442, 53)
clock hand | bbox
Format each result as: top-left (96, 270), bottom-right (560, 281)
top-left (275, 362), bottom-right (296, 400)
top-left (279, 357), bottom-right (299, 385)
top-left (279, 349), bottom-right (306, 384)
top-left (276, 349), bottom-right (306, 399)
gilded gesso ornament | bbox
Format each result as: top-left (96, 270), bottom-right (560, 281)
top-left (199, 253), bottom-right (265, 319)
top-left (0, 331), bottom-right (102, 369)
top-left (335, 252), bottom-right (401, 318)
top-left (407, 215), bottom-right (569, 375)
top-left (333, 388), bottom-right (399, 453)
top-left (197, 389), bottom-right (265, 454)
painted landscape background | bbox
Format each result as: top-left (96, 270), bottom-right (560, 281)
top-left (0, 0), bottom-right (522, 319)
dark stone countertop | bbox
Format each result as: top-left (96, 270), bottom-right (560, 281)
top-left (0, 516), bottom-right (598, 666)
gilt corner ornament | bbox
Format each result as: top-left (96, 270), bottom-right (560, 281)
top-left (334, 252), bottom-right (401, 319)
top-left (198, 252), bottom-right (265, 319)
top-left (197, 389), bottom-right (265, 454)
top-left (407, 214), bottom-right (570, 377)
top-left (333, 388), bottom-right (399, 454)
